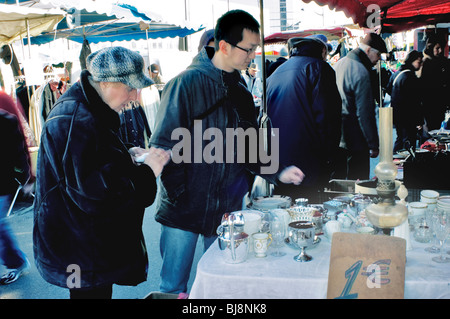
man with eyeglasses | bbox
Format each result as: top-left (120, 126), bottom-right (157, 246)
top-left (150, 9), bottom-right (304, 294)
top-left (333, 33), bottom-right (387, 180)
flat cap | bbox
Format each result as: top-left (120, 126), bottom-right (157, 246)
top-left (87, 46), bottom-right (153, 89)
top-left (361, 33), bottom-right (387, 53)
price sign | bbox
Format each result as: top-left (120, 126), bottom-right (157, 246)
top-left (327, 232), bottom-right (406, 299)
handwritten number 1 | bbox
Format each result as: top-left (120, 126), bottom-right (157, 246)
top-left (335, 260), bottom-right (362, 299)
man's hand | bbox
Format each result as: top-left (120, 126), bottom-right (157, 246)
top-left (278, 166), bottom-right (305, 185)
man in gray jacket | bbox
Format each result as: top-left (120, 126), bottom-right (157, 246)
top-left (150, 10), bottom-right (304, 294)
top-left (333, 33), bottom-right (387, 180)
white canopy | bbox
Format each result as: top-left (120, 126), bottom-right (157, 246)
top-left (0, 3), bottom-right (65, 45)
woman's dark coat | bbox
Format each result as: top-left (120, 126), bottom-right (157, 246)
top-left (33, 70), bottom-right (157, 289)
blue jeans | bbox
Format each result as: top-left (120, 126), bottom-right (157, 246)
top-left (159, 225), bottom-right (216, 293)
top-left (0, 195), bottom-right (27, 269)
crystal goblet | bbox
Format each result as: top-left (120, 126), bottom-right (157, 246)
top-left (270, 219), bottom-right (286, 257)
top-left (431, 211), bottom-right (450, 263)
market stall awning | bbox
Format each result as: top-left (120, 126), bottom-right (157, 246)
top-left (0, 3), bottom-right (65, 45)
top-left (42, 3), bottom-right (158, 30)
top-left (264, 27), bottom-right (353, 44)
top-left (10, 1), bottom-right (203, 45)
top-left (302, 0), bottom-right (450, 33)
top-left (25, 20), bottom-right (205, 45)
top-left (3, 0), bottom-right (162, 22)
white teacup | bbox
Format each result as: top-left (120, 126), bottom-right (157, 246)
top-left (420, 190), bottom-right (439, 204)
top-left (356, 226), bottom-right (376, 235)
top-left (408, 202), bottom-right (428, 216)
top-left (252, 232), bottom-right (272, 258)
top-left (242, 211), bottom-right (262, 252)
top-left (324, 220), bottom-right (341, 239)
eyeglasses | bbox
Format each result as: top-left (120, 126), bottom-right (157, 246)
top-left (230, 43), bottom-right (259, 55)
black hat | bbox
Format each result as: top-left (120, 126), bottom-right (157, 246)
top-left (361, 33), bottom-right (387, 53)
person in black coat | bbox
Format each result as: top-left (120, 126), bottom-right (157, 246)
top-left (386, 50), bottom-right (424, 152)
top-left (421, 33), bottom-right (450, 131)
top-left (0, 92), bottom-right (33, 285)
top-left (33, 47), bottom-right (171, 299)
top-left (266, 37), bottom-right (342, 202)
top-left (267, 46), bottom-right (288, 77)
top-left (333, 33), bottom-right (386, 180)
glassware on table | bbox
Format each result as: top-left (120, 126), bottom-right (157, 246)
top-left (288, 221), bottom-right (315, 262)
top-left (424, 208), bottom-right (441, 253)
top-left (430, 211), bottom-right (450, 263)
top-left (413, 218), bottom-right (433, 243)
top-left (270, 219), bottom-right (286, 257)
top-left (259, 212), bottom-right (272, 233)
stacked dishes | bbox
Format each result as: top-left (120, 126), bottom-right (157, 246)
top-left (249, 196), bottom-right (292, 233)
top-left (437, 196), bottom-right (450, 212)
top-left (249, 195), bottom-right (292, 211)
top-left (420, 190), bottom-right (439, 211)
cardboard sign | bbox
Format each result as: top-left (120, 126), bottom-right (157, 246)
top-left (327, 232), bottom-right (406, 299)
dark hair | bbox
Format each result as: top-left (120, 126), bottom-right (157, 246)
top-left (424, 33), bottom-right (446, 57)
top-left (214, 10), bottom-right (260, 51)
top-left (404, 50), bottom-right (423, 67)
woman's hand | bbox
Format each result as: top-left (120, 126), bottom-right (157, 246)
top-left (143, 147), bottom-right (171, 178)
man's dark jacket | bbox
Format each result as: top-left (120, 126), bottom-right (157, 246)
top-left (150, 47), bottom-right (278, 237)
top-left (33, 70), bottom-right (157, 289)
top-left (387, 65), bottom-right (424, 128)
top-left (267, 57), bottom-right (287, 77)
top-left (266, 38), bottom-right (342, 193)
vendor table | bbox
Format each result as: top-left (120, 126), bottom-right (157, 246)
top-left (189, 233), bottom-right (450, 299)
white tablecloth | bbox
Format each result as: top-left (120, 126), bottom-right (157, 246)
top-left (189, 234), bottom-right (450, 299)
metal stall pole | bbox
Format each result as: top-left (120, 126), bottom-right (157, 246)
top-left (258, 0), bottom-right (273, 197)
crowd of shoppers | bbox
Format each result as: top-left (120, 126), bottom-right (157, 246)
top-left (1, 7), bottom-right (448, 300)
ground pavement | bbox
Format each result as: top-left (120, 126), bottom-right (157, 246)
top-left (0, 199), bottom-right (203, 299)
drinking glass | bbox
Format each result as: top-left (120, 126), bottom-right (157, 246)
top-left (431, 211), bottom-right (450, 263)
top-left (270, 219), bottom-right (286, 257)
top-left (424, 208), bottom-right (440, 253)
top-left (259, 212), bottom-right (271, 233)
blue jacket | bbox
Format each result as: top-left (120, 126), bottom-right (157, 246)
top-left (267, 38), bottom-right (342, 189)
top-left (150, 47), bottom-right (278, 236)
top-left (33, 70), bottom-right (157, 288)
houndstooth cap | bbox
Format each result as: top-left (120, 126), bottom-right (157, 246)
top-left (87, 46), bottom-right (153, 89)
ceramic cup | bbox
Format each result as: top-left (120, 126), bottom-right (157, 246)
top-left (252, 232), bottom-right (272, 258)
top-left (420, 190), bottom-right (439, 204)
top-left (408, 201), bottom-right (427, 217)
top-left (356, 226), bottom-right (376, 235)
top-left (324, 220), bottom-right (341, 239)
top-left (242, 211), bottom-right (262, 252)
